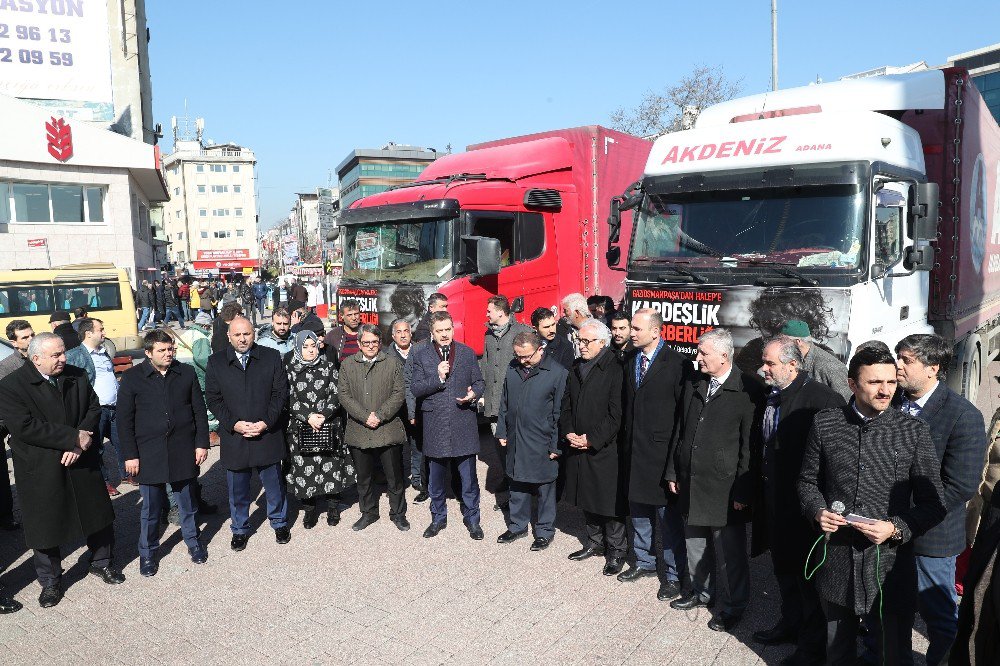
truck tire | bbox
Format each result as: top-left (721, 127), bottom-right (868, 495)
top-left (967, 347), bottom-right (981, 405)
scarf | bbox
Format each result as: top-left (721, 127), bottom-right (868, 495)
top-left (292, 330), bottom-right (322, 367)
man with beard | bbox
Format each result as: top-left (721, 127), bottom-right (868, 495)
top-left (531, 307), bottom-right (574, 370)
top-left (324, 299), bottom-right (363, 363)
top-left (256, 307), bottom-right (294, 356)
top-left (412, 293), bottom-right (447, 344)
top-left (609, 311), bottom-right (633, 363)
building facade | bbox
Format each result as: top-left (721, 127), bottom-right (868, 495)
top-left (336, 143), bottom-right (442, 209)
top-left (947, 43), bottom-right (1000, 123)
top-left (161, 135), bottom-right (258, 277)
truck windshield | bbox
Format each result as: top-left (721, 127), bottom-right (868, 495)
top-left (629, 184), bottom-right (865, 270)
top-left (342, 219), bottom-right (453, 283)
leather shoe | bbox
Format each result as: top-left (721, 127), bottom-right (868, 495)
top-left (0, 587), bottom-right (22, 614)
top-left (617, 566), bottom-right (658, 583)
top-left (392, 516), bottom-right (411, 532)
top-left (302, 507), bottom-right (319, 529)
top-left (352, 515), bottom-right (380, 531)
top-left (603, 557), bottom-right (626, 576)
top-left (422, 522), bottom-right (446, 538)
top-left (274, 527), bottom-right (291, 544)
top-left (139, 557), bottom-right (158, 577)
top-left (568, 546), bottom-right (604, 561)
top-left (327, 507), bottom-right (341, 526)
top-left (466, 523), bottom-right (484, 540)
top-left (708, 612), bottom-right (742, 633)
top-left (38, 584), bottom-right (63, 608)
top-left (0, 517), bottom-right (20, 531)
top-left (88, 565), bottom-right (125, 585)
top-left (657, 580), bottom-right (682, 601)
top-left (496, 529), bottom-right (528, 544)
top-left (671, 593), bottom-right (710, 611)
top-left (413, 490), bottom-right (429, 503)
top-left (530, 537), bottom-right (551, 551)
top-left (753, 624), bottom-right (798, 645)
top-left (230, 533), bottom-right (250, 552)
top-left (494, 499), bottom-right (509, 512)
top-left (189, 544), bottom-right (208, 564)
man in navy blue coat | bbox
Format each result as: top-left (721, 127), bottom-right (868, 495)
top-left (410, 311), bottom-right (485, 540)
top-left (205, 316), bottom-right (290, 552)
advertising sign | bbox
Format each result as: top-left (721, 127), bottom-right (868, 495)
top-left (627, 285), bottom-right (851, 372)
top-left (0, 0), bottom-right (115, 121)
top-left (335, 284), bottom-right (438, 331)
top-left (281, 233), bottom-right (298, 264)
top-left (196, 249), bottom-right (250, 261)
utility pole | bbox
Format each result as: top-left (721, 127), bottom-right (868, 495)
top-left (771, 0), bottom-right (779, 91)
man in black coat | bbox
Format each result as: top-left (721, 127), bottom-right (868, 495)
top-left (496, 331), bottom-right (568, 552)
top-left (619, 308), bottom-right (689, 602)
top-left (118, 329), bottom-right (210, 577)
top-left (798, 347), bottom-right (946, 665)
top-left (0, 332), bottom-right (124, 608)
top-left (210, 301), bottom-right (244, 354)
top-left (412, 292), bottom-right (447, 344)
top-left (532, 307), bottom-right (574, 371)
top-left (751, 336), bottom-right (845, 659)
top-left (890, 334), bottom-right (988, 666)
top-left (48, 311), bottom-right (80, 351)
top-left (205, 316), bottom-right (290, 552)
top-left (609, 310), bottom-right (633, 363)
top-left (666, 328), bottom-right (761, 633)
top-left (559, 319), bottom-right (626, 575)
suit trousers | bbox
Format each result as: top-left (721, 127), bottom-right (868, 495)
top-left (33, 523), bottom-right (114, 587)
top-left (139, 479), bottom-right (199, 559)
top-left (350, 445), bottom-right (406, 520)
top-left (427, 454), bottom-right (480, 526)
top-left (630, 501), bottom-right (687, 582)
top-left (823, 595), bottom-right (902, 666)
top-left (684, 522), bottom-right (750, 615)
top-left (773, 571), bottom-right (826, 663)
top-left (226, 462), bottom-right (288, 534)
top-left (584, 511), bottom-right (627, 558)
top-left (0, 442), bottom-right (14, 522)
top-left (507, 479), bottom-right (557, 540)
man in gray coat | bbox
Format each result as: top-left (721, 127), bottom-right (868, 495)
top-left (496, 331), bottom-right (568, 552)
top-left (780, 320), bottom-right (850, 400)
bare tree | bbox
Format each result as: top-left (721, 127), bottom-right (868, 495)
top-left (611, 65), bottom-right (744, 138)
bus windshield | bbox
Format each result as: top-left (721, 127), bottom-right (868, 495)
top-left (342, 219), bottom-right (453, 283)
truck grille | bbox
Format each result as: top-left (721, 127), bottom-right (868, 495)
top-left (524, 189), bottom-right (562, 210)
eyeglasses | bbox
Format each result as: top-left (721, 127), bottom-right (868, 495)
top-left (359, 340), bottom-right (380, 347)
top-left (578, 338), bottom-right (599, 346)
top-left (514, 348), bottom-right (541, 363)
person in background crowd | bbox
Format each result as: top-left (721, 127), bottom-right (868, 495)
top-left (0, 320), bottom-right (34, 532)
top-left (0, 333), bottom-right (125, 609)
top-left (211, 302), bottom-right (245, 354)
top-left (238, 280), bottom-right (255, 326)
top-left (496, 331), bottom-right (568, 552)
top-left (889, 334), bottom-right (987, 666)
top-left (388, 319), bottom-right (421, 494)
top-left (117, 329), bottom-right (209, 576)
top-left (954, 474), bottom-right (1000, 663)
top-left (188, 281), bottom-right (202, 321)
top-left (252, 278), bottom-right (268, 322)
top-left (619, 308), bottom-right (689, 602)
top-left (609, 310), bottom-right (634, 363)
top-left (338, 324), bottom-right (409, 533)
top-left (66, 318), bottom-right (132, 496)
top-left (750, 336), bottom-right (845, 662)
top-left (49, 311), bottom-right (80, 352)
top-left (137, 280), bottom-right (154, 330)
top-left (324, 299), bottom-right (363, 364)
top-left (163, 279), bottom-right (186, 329)
top-left (272, 279), bottom-right (282, 312)
top-left (289, 279), bottom-right (308, 306)
top-left (71, 306), bottom-right (88, 333)
top-left (532, 307), bottom-right (574, 371)
top-left (290, 301), bottom-right (326, 339)
top-left (413, 293), bottom-right (448, 343)
top-left (587, 295), bottom-right (615, 326)
top-left (798, 346), bottom-right (945, 665)
top-left (205, 316), bottom-right (291, 552)
top-left (480, 295), bottom-right (533, 511)
top-left (780, 320), bottom-right (850, 400)
top-left (257, 307), bottom-right (294, 356)
top-left (198, 281), bottom-right (216, 318)
top-left (410, 311), bottom-right (485, 539)
top-left (560, 293), bottom-right (591, 357)
top-left (152, 279), bottom-right (166, 325)
top-left (306, 279), bottom-right (324, 314)
top-left (284, 331), bottom-right (354, 529)
top-left (178, 279), bottom-right (191, 322)
top-left (560, 318), bottom-right (627, 575)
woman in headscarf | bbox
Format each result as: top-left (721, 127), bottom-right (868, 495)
top-left (284, 331), bottom-right (355, 528)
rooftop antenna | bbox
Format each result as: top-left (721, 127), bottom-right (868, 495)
top-left (771, 0), bottom-right (778, 91)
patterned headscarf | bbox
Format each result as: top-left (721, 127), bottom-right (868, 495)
top-left (292, 330), bottom-right (322, 367)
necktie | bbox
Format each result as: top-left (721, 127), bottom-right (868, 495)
top-left (638, 354), bottom-right (649, 384)
top-left (48, 376), bottom-right (58, 389)
top-left (709, 377), bottom-right (721, 397)
top-left (902, 396), bottom-right (921, 417)
top-left (239, 354), bottom-right (248, 369)
top-left (762, 388), bottom-right (781, 442)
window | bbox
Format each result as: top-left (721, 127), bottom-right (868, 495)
top-left (211, 164), bottom-right (227, 173)
top-left (236, 229), bottom-right (245, 237)
top-left (200, 231), bottom-right (208, 239)
top-left (214, 230), bottom-right (231, 238)
top-left (0, 282), bottom-right (121, 316)
top-left (197, 185), bottom-right (206, 194)
top-left (196, 164), bottom-right (204, 173)
top-left (170, 166), bottom-right (179, 175)
top-left (199, 208), bottom-right (207, 217)
top-left (518, 212), bottom-right (545, 261)
top-left (51, 186), bottom-right (85, 222)
top-left (86, 188), bottom-right (104, 222)
top-left (175, 210), bottom-right (181, 218)
top-left (177, 231), bottom-right (184, 240)
top-left (212, 208), bottom-right (230, 217)
top-left (177, 250), bottom-right (186, 262)
top-left (54, 283), bottom-right (121, 311)
top-left (469, 212), bottom-right (515, 267)
top-left (211, 185), bottom-right (229, 193)
top-left (0, 286), bottom-right (54, 314)
top-left (233, 165), bottom-right (240, 173)
top-left (235, 208), bottom-right (243, 217)
top-left (0, 183), bottom-right (8, 223)
top-left (233, 185), bottom-right (241, 193)
top-left (6, 183), bottom-right (106, 224)
top-left (173, 187), bottom-right (180, 196)
top-left (12, 183), bottom-right (52, 222)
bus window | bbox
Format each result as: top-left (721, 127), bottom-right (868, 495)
top-left (11, 286), bottom-right (55, 314)
top-left (55, 283), bottom-right (120, 312)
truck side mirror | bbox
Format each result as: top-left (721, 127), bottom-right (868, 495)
top-left (903, 245), bottom-right (935, 272)
top-left (608, 198), bottom-right (622, 244)
top-left (911, 183), bottom-right (940, 241)
top-left (607, 246), bottom-right (622, 266)
top-left (461, 235), bottom-right (501, 276)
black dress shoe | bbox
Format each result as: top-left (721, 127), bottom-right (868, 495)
top-left (275, 527), bottom-right (291, 544)
top-left (302, 507), bottom-right (319, 529)
top-left (657, 580), bottom-right (682, 601)
top-left (616, 566), bottom-right (658, 583)
top-left (603, 557), bottom-right (626, 576)
top-left (753, 624), bottom-right (799, 645)
top-left (493, 499), bottom-right (509, 512)
top-left (708, 612), bottom-right (742, 633)
top-left (352, 515), bottom-right (380, 531)
top-left (38, 584), bottom-right (63, 608)
top-left (413, 490), bottom-right (429, 503)
top-left (231, 533), bottom-right (250, 551)
top-left (0, 587), bottom-right (22, 614)
top-left (88, 565), bottom-right (125, 585)
top-left (139, 558), bottom-right (158, 577)
top-left (327, 507), bottom-right (341, 526)
top-left (496, 529), bottom-right (528, 544)
top-left (422, 521), bottom-right (446, 538)
top-left (466, 523), bottom-right (484, 540)
top-left (392, 516), bottom-right (411, 532)
top-left (530, 537), bottom-right (551, 551)
top-left (568, 546), bottom-right (605, 561)
top-left (189, 544), bottom-right (208, 564)
top-left (670, 593), bottom-right (710, 610)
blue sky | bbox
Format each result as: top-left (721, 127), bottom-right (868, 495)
top-left (146, 1), bottom-right (1000, 228)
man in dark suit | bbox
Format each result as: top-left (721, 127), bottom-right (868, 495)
top-left (205, 316), bottom-right (290, 551)
top-left (532, 307), bottom-right (574, 371)
top-left (609, 310), bottom-right (633, 363)
top-left (48, 311), bottom-right (80, 351)
top-left (411, 312), bottom-right (485, 539)
top-left (412, 292), bottom-right (447, 344)
top-left (560, 318), bottom-right (627, 574)
top-left (118, 329), bottom-right (210, 577)
top-left (891, 334), bottom-right (988, 666)
top-left (666, 328), bottom-right (760, 633)
top-left (210, 301), bottom-right (244, 354)
top-left (751, 336), bottom-right (845, 660)
top-left (618, 308), bottom-right (689, 602)
top-left (0, 332), bottom-right (124, 608)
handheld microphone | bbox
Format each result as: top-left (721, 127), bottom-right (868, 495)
top-left (826, 500), bottom-right (846, 541)
top-left (440, 344), bottom-right (450, 361)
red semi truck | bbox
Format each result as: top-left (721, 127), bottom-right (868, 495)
top-left (334, 126), bottom-right (651, 353)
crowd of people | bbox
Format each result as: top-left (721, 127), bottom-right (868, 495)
top-left (2, 287), bottom-right (1000, 665)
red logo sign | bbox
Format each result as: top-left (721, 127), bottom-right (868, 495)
top-left (27, 238), bottom-right (47, 248)
top-left (45, 117), bottom-right (74, 162)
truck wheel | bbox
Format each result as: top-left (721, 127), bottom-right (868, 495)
top-left (966, 348), bottom-right (981, 405)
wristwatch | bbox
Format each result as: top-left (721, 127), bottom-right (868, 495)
top-left (888, 518), bottom-right (904, 543)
